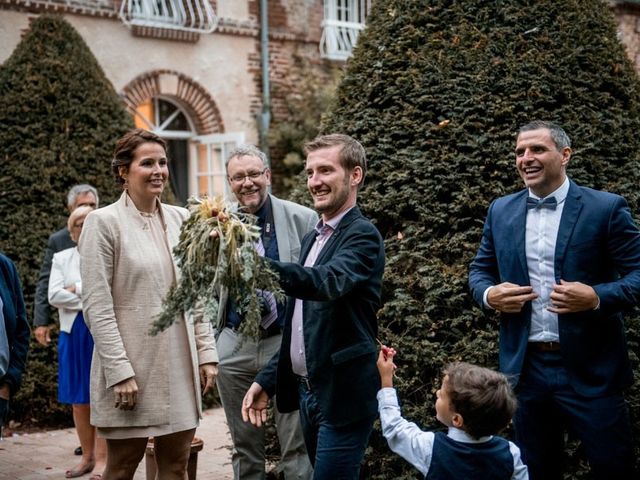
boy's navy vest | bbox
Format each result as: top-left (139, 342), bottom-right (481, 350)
top-left (426, 432), bottom-right (514, 479)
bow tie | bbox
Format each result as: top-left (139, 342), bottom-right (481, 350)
top-left (527, 196), bottom-right (558, 210)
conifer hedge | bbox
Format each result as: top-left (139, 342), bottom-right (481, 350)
top-left (317, 1), bottom-right (640, 477)
top-left (0, 15), bottom-right (132, 426)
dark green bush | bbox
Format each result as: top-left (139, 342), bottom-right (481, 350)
top-left (269, 56), bottom-right (342, 200)
top-left (316, 1), bottom-right (640, 478)
top-left (0, 14), bottom-right (133, 428)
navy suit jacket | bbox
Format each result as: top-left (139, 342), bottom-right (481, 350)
top-left (0, 253), bottom-right (30, 394)
top-left (469, 180), bottom-right (640, 396)
top-left (256, 206), bottom-right (385, 427)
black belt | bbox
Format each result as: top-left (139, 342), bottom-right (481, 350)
top-left (296, 375), bottom-right (312, 391)
top-left (529, 341), bottom-right (561, 352)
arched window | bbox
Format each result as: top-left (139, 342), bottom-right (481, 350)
top-left (134, 96), bottom-right (194, 204)
top-left (133, 96), bottom-right (243, 204)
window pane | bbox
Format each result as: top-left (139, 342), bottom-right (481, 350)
top-left (134, 99), bottom-right (154, 130)
top-left (158, 98), bottom-right (176, 124)
top-left (166, 111), bottom-right (190, 131)
top-left (197, 144), bottom-right (208, 173)
top-left (198, 176), bottom-right (209, 197)
top-left (212, 175), bottom-right (226, 196)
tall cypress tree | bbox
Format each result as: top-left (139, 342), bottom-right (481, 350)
top-left (320, 1), bottom-right (640, 477)
top-left (0, 14), bottom-right (132, 425)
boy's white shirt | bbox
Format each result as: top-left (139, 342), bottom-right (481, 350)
top-left (377, 387), bottom-right (528, 479)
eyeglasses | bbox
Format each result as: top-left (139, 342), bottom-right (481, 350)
top-left (229, 168), bottom-right (267, 184)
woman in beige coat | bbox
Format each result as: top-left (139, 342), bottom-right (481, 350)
top-left (79, 129), bottom-right (218, 479)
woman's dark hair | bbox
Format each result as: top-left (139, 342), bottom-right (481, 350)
top-left (111, 129), bottom-right (167, 185)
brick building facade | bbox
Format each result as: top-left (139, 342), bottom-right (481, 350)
top-left (0, 1), bottom-right (638, 203)
top-left (0, 0), bottom-right (360, 202)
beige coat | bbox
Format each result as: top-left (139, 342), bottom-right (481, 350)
top-left (79, 192), bottom-right (218, 428)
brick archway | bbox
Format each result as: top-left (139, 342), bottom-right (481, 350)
top-left (121, 70), bottom-right (224, 135)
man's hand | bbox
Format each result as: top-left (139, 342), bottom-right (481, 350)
top-left (199, 363), bottom-right (218, 395)
top-left (241, 382), bottom-right (269, 427)
top-left (34, 325), bottom-right (52, 346)
top-left (487, 282), bottom-right (539, 313)
top-left (113, 377), bottom-right (138, 411)
top-left (548, 280), bottom-right (599, 314)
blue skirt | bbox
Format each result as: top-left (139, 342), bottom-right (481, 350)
top-left (58, 311), bottom-right (93, 405)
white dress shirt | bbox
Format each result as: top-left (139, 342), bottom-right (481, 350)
top-left (48, 247), bottom-right (82, 334)
top-left (482, 178), bottom-right (571, 343)
top-left (526, 178), bottom-right (569, 342)
top-left (290, 207), bottom-right (353, 376)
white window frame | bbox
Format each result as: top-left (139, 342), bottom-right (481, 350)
top-left (320, 0), bottom-right (371, 60)
top-left (119, 0), bottom-right (219, 34)
top-left (135, 95), bottom-right (196, 139)
top-left (189, 133), bottom-right (246, 200)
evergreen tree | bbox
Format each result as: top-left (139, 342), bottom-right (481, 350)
top-left (319, 1), bottom-right (640, 477)
top-left (0, 14), bottom-right (132, 425)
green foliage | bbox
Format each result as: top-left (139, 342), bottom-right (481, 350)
top-left (0, 15), bottom-right (133, 427)
top-left (317, 1), bottom-right (640, 478)
top-left (152, 196), bottom-right (283, 340)
top-left (268, 56), bottom-right (343, 200)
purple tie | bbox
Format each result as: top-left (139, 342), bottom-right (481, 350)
top-left (255, 238), bottom-right (278, 330)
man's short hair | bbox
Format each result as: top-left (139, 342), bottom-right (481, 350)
top-left (226, 145), bottom-right (269, 169)
top-left (67, 184), bottom-right (99, 209)
top-left (304, 134), bottom-right (367, 187)
top-left (518, 120), bottom-right (572, 150)
top-left (443, 362), bottom-right (517, 439)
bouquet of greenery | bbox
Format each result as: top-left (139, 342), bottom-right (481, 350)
top-left (151, 196), bottom-right (284, 339)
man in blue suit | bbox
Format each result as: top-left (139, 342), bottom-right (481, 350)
top-left (469, 120), bottom-right (640, 479)
top-left (241, 134), bottom-right (385, 479)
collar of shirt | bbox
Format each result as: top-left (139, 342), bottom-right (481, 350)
top-left (314, 206), bottom-right (355, 235)
top-left (528, 176), bottom-right (570, 203)
top-left (447, 426), bottom-right (493, 444)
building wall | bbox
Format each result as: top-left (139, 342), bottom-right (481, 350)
top-left (613, 5), bottom-right (640, 73)
top-left (0, 0), bottom-right (338, 139)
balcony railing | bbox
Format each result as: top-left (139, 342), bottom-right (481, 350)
top-left (119, 0), bottom-right (218, 34)
top-left (320, 0), bottom-right (371, 60)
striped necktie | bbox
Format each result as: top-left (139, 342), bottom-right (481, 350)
top-left (255, 237), bottom-right (278, 330)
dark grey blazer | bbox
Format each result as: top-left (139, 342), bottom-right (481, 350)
top-left (34, 227), bottom-right (75, 327)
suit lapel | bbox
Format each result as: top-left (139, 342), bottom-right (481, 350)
top-left (270, 195), bottom-right (292, 262)
top-left (554, 182), bottom-right (583, 280)
top-left (314, 208), bottom-right (361, 265)
top-left (299, 231), bottom-right (316, 265)
top-left (298, 207), bottom-right (362, 266)
top-left (512, 193), bottom-right (529, 281)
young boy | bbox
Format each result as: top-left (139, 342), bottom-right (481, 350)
top-left (377, 347), bottom-right (528, 479)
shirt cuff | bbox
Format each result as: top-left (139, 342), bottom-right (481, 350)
top-left (483, 286), bottom-right (495, 309)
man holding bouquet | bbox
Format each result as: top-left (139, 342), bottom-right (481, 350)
top-left (242, 134), bottom-right (385, 479)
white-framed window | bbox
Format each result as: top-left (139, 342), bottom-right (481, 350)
top-left (320, 0), bottom-right (372, 60)
top-left (189, 133), bottom-right (246, 201)
top-left (119, 0), bottom-right (218, 33)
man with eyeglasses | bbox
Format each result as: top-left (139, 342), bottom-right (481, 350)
top-left (215, 145), bottom-right (316, 480)
top-left (34, 184), bottom-right (99, 348)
